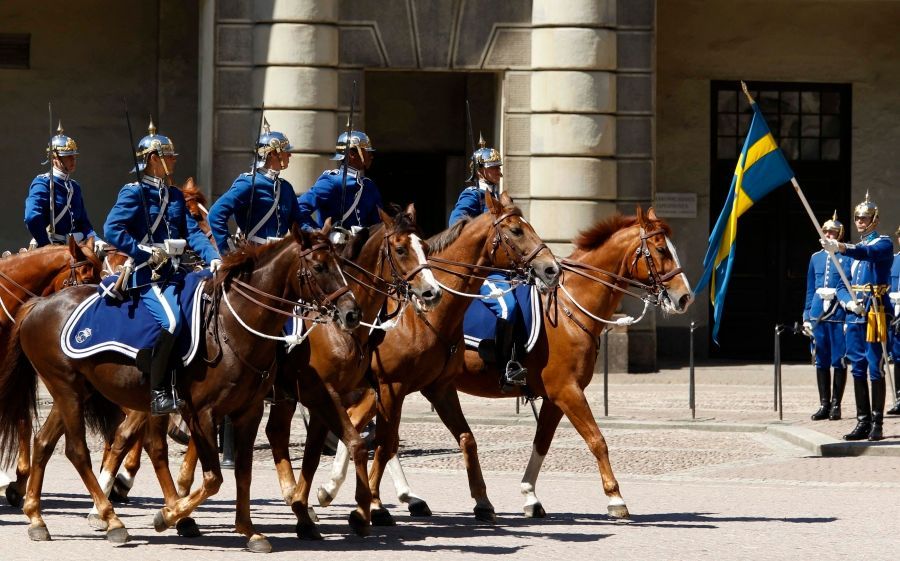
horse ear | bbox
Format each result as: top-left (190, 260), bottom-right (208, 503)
top-left (635, 205), bottom-right (648, 229)
top-left (183, 176), bottom-right (195, 191)
top-left (405, 202), bottom-right (417, 223)
top-left (500, 191), bottom-right (515, 208)
top-left (68, 235), bottom-right (81, 258)
top-left (291, 223), bottom-right (309, 249)
top-left (378, 207), bottom-right (395, 229)
top-left (321, 217), bottom-right (333, 236)
top-left (647, 207), bottom-right (659, 222)
top-left (485, 189), bottom-right (501, 215)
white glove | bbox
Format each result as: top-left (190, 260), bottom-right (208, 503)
top-left (209, 258), bottom-right (222, 273)
top-left (147, 246), bottom-right (169, 269)
top-left (820, 238), bottom-right (841, 254)
top-left (846, 300), bottom-right (864, 316)
top-left (93, 239), bottom-right (108, 253)
top-left (802, 321), bottom-right (813, 337)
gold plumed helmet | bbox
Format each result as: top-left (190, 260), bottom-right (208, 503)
top-left (821, 210), bottom-right (844, 241)
top-left (133, 119), bottom-right (177, 172)
top-left (853, 190), bottom-right (879, 222)
top-left (469, 133), bottom-right (502, 174)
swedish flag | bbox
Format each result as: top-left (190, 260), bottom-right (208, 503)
top-left (696, 95), bottom-right (795, 344)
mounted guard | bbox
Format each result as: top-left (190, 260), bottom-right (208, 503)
top-left (803, 211), bottom-right (849, 421)
top-left (208, 118), bottom-right (303, 253)
top-left (297, 129), bottom-right (382, 232)
top-left (822, 192), bottom-right (894, 440)
top-left (25, 122), bottom-right (105, 251)
top-left (450, 133), bottom-right (527, 389)
top-left (103, 119), bottom-right (221, 416)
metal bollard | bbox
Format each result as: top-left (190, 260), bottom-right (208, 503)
top-left (603, 328), bottom-right (609, 417)
top-left (774, 324), bottom-right (785, 420)
top-left (689, 321), bottom-right (696, 419)
top-left (221, 415), bottom-right (235, 469)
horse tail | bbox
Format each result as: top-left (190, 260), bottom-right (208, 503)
top-left (84, 392), bottom-right (121, 442)
top-left (0, 299), bottom-right (40, 468)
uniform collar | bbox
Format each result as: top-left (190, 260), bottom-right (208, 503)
top-left (345, 166), bottom-right (361, 179)
top-left (51, 167), bottom-right (70, 181)
top-left (259, 168), bottom-right (280, 181)
top-left (861, 230), bottom-right (880, 243)
top-left (477, 179), bottom-right (498, 193)
top-left (141, 175), bottom-right (166, 189)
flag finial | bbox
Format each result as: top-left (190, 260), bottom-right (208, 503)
top-left (740, 81), bottom-right (755, 106)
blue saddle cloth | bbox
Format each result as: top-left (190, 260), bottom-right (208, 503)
top-left (463, 284), bottom-right (542, 353)
top-left (61, 271), bottom-right (212, 365)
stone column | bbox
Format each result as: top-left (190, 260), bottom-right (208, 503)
top-left (529, 0), bottom-right (617, 255)
top-left (211, 0), bottom-right (338, 198)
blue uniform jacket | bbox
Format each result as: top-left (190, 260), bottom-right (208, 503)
top-left (836, 231), bottom-right (894, 324)
top-left (803, 250), bottom-right (849, 324)
top-left (448, 182), bottom-right (499, 227)
top-left (891, 252), bottom-right (900, 294)
top-left (297, 167), bottom-right (382, 230)
top-left (104, 178), bottom-right (219, 288)
top-left (207, 171), bottom-right (303, 253)
top-left (24, 171), bottom-right (97, 246)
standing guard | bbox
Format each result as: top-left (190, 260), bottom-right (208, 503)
top-left (208, 119), bottom-right (303, 253)
top-left (449, 135), bottom-right (526, 388)
top-left (802, 212), bottom-right (848, 421)
top-left (297, 130), bottom-right (382, 231)
top-left (822, 192), bottom-right (894, 440)
top-left (887, 225), bottom-right (900, 415)
top-left (25, 123), bottom-right (105, 250)
top-left (104, 121), bottom-right (221, 416)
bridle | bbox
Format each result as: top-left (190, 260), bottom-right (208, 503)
top-left (61, 253), bottom-right (97, 288)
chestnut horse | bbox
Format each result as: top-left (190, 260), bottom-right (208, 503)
top-left (0, 225), bottom-right (359, 552)
top-left (0, 237), bottom-right (101, 508)
top-left (316, 191), bottom-right (560, 528)
top-left (321, 207), bottom-right (693, 520)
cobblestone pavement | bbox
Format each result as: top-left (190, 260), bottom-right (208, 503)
top-left (1, 363), bottom-right (899, 560)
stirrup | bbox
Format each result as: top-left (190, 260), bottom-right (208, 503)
top-left (503, 361), bottom-right (528, 386)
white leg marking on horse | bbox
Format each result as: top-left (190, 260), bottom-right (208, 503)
top-left (90, 469), bottom-right (115, 516)
top-left (116, 468), bottom-right (135, 490)
top-left (520, 445), bottom-right (545, 507)
top-left (387, 454), bottom-right (422, 503)
top-left (608, 496), bottom-right (626, 507)
top-left (0, 470), bottom-right (10, 487)
top-left (322, 439), bottom-right (350, 498)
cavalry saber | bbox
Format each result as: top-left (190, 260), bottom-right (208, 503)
top-left (47, 102), bottom-right (56, 238)
top-left (243, 106), bottom-right (266, 238)
top-left (337, 81), bottom-right (357, 228)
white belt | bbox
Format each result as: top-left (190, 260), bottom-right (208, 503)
top-left (248, 235), bottom-right (283, 245)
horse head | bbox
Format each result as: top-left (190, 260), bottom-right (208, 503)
top-left (58, 236), bottom-right (102, 291)
top-left (485, 190), bottom-right (560, 290)
top-left (290, 220), bottom-right (361, 330)
top-left (632, 207), bottom-right (693, 314)
top-left (377, 203), bottom-right (442, 311)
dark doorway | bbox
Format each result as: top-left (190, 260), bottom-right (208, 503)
top-left (364, 71), bottom-right (498, 236)
top-left (709, 81), bottom-right (852, 360)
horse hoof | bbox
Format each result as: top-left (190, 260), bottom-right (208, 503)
top-left (176, 517), bottom-right (201, 538)
top-left (407, 498), bottom-right (432, 517)
top-left (109, 479), bottom-right (130, 504)
top-left (371, 508), bottom-right (396, 527)
top-left (607, 504), bottom-right (631, 520)
top-left (87, 513), bottom-right (108, 531)
top-left (6, 485), bottom-right (23, 508)
top-left (524, 503), bottom-right (546, 518)
top-left (247, 535), bottom-right (272, 553)
top-left (474, 506), bottom-right (496, 523)
top-left (295, 522), bottom-right (323, 541)
top-left (107, 527), bottom-right (130, 545)
top-left (316, 487), bottom-right (334, 507)
top-left (28, 525), bottom-right (51, 541)
top-left (348, 510), bottom-right (370, 537)
top-left (153, 509), bottom-right (171, 532)
top-left (307, 506), bottom-right (319, 523)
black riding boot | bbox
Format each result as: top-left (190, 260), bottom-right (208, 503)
top-left (811, 367), bottom-right (831, 420)
top-left (149, 331), bottom-right (183, 417)
top-left (829, 366), bottom-right (846, 420)
top-left (495, 318), bottom-right (527, 388)
top-left (869, 378), bottom-right (886, 441)
top-left (843, 377), bottom-right (872, 441)
top-left (886, 363), bottom-right (900, 415)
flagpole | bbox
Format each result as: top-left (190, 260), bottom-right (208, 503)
top-left (790, 177), bottom-right (854, 293)
top-left (739, 82), bottom-right (853, 294)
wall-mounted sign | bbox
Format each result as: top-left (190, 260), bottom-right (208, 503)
top-left (654, 193), bottom-right (697, 218)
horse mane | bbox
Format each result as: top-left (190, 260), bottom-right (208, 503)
top-left (573, 214), bottom-right (672, 251)
top-left (181, 178), bottom-right (208, 220)
top-left (427, 217), bottom-right (470, 253)
top-left (213, 235), bottom-right (295, 288)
